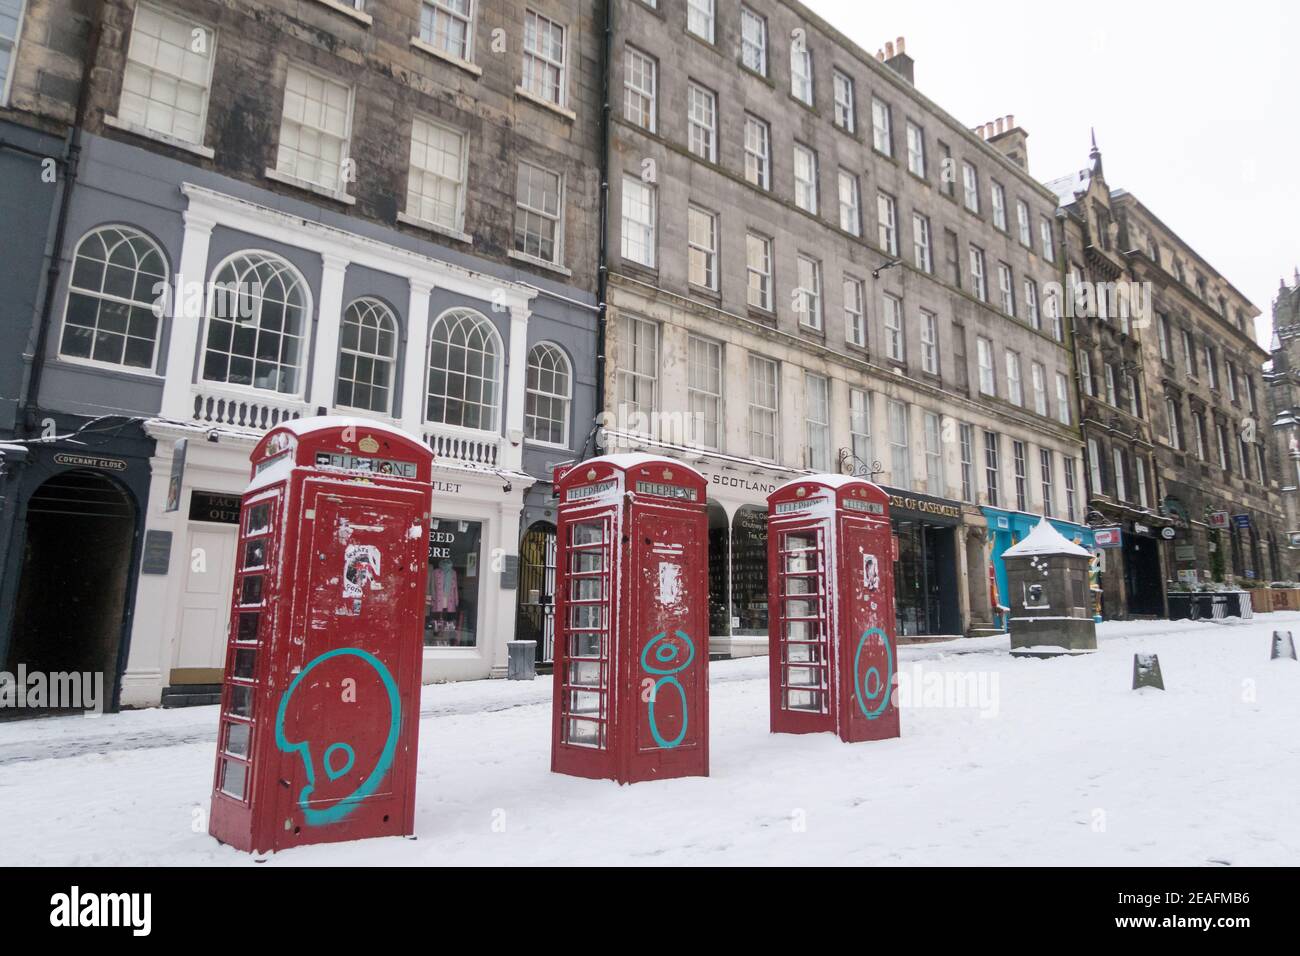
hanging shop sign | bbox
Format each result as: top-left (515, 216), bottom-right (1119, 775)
top-left (1161, 527), bottom-right (1177, 541)
top-left (1175, 545), bottom-right (1197, 561)
top-left (1134, 523), bottom-right (1151, 535)
top-left (1208, 511), bottom-right (1230, 530)
top-left (1094, 527), bottom-right (1123, 548)
top-left (1232, 514), bottom-right (1252, 530)
top-left (166, 439), bottom-right (188, 513)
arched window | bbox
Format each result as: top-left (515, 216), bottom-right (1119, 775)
top-left (425, 308), bottom-right (500, 431)
top-left (59, 225), bottom-right (168, 370)
top-left (524, 342), bottom-right (571, 446)
top-left (202, 252), bottom-right (307, 394)
top-left (336, 297), bottom-right (398, 414)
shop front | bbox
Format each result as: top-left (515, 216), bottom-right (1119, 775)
top-left (886, 489), bottom-right (964, 638)
top-left (125, 420), bottom-right (530, 708)
top-left (982, 507), bottom-right (1097, 626)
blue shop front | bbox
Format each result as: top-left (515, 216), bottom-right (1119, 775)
top-left (983, 508), bottom-right (1097, 626)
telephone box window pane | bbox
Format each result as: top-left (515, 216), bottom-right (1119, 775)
top-left (224, 721), bottom-right (251, 758)
top-left (786, 689), bottom-right (824, 712)
top-left (228, 684), bottom-right (253, 718)
top-left (220, 759), bottom-right (248, 800)
top-left (569, 604), bottom-right (604, 632)
top-left (240, 574), bottom-right (264, 606)
top-left (565, 718), bottom-right (602, 749)
top-left (785, 642), bottom-right (825, 664)
top-left (245, 503), bottom-right (271, 535)
top-left (571, 550), bottom-right (603, 574)
top-left (786, 666), bottom-right (824, 687)
top-left (785, 576), bottom-right (815, 596)
top-left (232, 648), bottom-right (257, 681)
top-left (425, 518), bottom-right (482, 647)
top-left (571, 523), bottom-right (604, 547)
top-left (786, 619), bottom-right (816, 641)
top-left (567, 690), bottom-right (602, 715)
top-left (570, 577), bottom-right (604, 601)
top-left (242, 537), bottom-right (267, 570)
top-left (568, 660), bottom-right (603, 687)
top-left (786, 598), bottom-right (818, 618)
top-left (236, 612), bottom-right (260, 643)
top-left (569, 632), bottom-right (603, 658)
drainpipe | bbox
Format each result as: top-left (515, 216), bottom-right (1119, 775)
top-left (20, 3), bottom-right (105, 435)
top-left (590, 0), bottom-right (613, 462)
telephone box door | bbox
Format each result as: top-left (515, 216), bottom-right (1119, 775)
top-left (272, 481), bottom-right (427, 842)
top-left (838, 514), bottom-right (899, 742)
top-left (627, 506), bottom-right (708, 781)
top-left (770, 521), bottom-right (836, 734)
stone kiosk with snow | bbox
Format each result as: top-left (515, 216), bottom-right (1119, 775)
top-left (1004, 520), bottom-right (1097, 658)
top-left (550, 455), bottom-right (710, 784)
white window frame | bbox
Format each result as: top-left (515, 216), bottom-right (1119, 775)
top-left (620, 174), bottom-right (656, 267)
top-left (977, 336), bottom-right (995, 396)
top-left (1024, 278), bottom-right (1040, 330)
top-left (912, 212), bottom-right (932, 272)
top-left (687, 82), bottom-right (718, 162)
top-left (1006, 351), bottom-right (1023, 407)
top-left (997, 262), bottom-right (1015, 316)
top-left (838, 169), bottom-right (861, 236)
top-left (871, 97), bottom-right (892, 156)
top-left (617, 314), bottom-right (659, 424)
top-left (962, 162), bottom-right (979, 212)
top-left (793, 143), bottom-right (818, 214)
top-left (791, 37), bottom-right (813, 105)
top-left (796, 255), bottom-right (823, 330)
top-left (405, 116), bottom-right (469, 234)
top-left (114, 2), bottom-right (217, 150)
top-left (884, 294), bottom-right (905, 363)
top-left (521, 9), bottom-right (567, 108)
top-left (273, 62), bottom-right (355, 199)
top-left (424, 307), bottom-right (503, 433)
top-left (924, 411), bottom-right (944, 497)
top-left (524, 341), bottom-right (573, 448)
top-left (687, 334), bottom-right (723, 450)
top-left (991, 181), bottom-right (1007, 231)
top-left (877, 191), bottom-right (897, 255)
top-left (1, 0), bottom-right (28, 108)
top-left (740, 6), bottom-right (767, 75)
top-left (687, 204), bottom-right (718, 291)
top-left (743, 114), bottom-right (771, 189)
top-left (888, 400), bottom-right (911, 488)
top-left (1016, 200), bottom-right (1031, 246)
top-left (920, 309), bottom-right (938, 374)
top-left (623, 45), bottom-right (657, 132)
top-left (1031, 362), bottom-right (1047, 416)
top-left (832, 69), bottom-right (855, 132)
top-left (906, 121), bottom-right (925, 177)
top-left (515, 160), bottom-right (565, 265)
top-left (748, 354), bottom-right (779, 461)
top-left (805, 372), bottom-right (831, 471)
top-left (1055, 372), bottom-right (1071, 425)
top-left (969, 246), bottom-right (987, 301)
top-left (418, 0), bottom-right (476, 63)
top-left (687, 0), bottom-right (715, 44)
top-left (746, 232), bottom-right (773, 311)
top-left (1040, 217), bottom-right (1055, 261)
top-left (844, 276), bottom-right (865, 348)
top-left (335, 296), bottom-right (398, 417)
top-left (850, 389), bottom-right (872, 476)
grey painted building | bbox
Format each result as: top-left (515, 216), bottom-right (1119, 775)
top-left (1, 0), bottom-right (602, 709)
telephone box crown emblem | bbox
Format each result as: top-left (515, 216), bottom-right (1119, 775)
top-left (359, 435), bottom-right (380, 454)
top-left (586, 468), bottom-right (597, 481)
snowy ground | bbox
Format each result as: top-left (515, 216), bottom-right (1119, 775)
top-left (2, 615), bottom-right (1298, 866)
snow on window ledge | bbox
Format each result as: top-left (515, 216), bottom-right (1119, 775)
top-left (264, 167), bottom-right (357, 206)
top-left (310, 0), bottom-right (373, 27)
top-left (508, 249), bottom-right (572, 278)
top-left (398, 211), bottom-right (473, 246)
top-left (409, 37), bottom-right (483, 77)
top-left (104, 115), bottom-right (215, 159)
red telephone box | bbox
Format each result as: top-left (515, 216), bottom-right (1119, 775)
top-left (767, 476), bottom-right (899, 743)
top-left (551, 454), bottom-right (709, 784)
top-left (208, 417), bottom-right (433, 853)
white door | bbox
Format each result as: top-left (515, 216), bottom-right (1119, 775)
top-left (173, 525), bottom-right (239, 681)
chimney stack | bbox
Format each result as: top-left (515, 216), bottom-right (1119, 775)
top-left (883, 35), bottom-right (915, 85)
top-left (981, 115), bottom-right (1030, 171)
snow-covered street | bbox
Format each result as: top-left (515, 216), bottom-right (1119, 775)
top-left (1, 615), bottom-right (1297, 867)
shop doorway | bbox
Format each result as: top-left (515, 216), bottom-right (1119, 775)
top-left (729, 505), bottom-right (769, 640)
top-left (894, 521), bottom-right (959, 636)
top-left (1123, 533), bottom-right (1164, 617)
top-left (515, 521), bottom-right (557, 664)
top-left (5, 469), bottom-right (138, 714)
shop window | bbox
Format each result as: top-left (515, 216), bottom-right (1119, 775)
top-left (425, 517), bottom-right (483, 647)
top-left (202, 252), bottom-right (308, 394)
top-left (730, 506), bottom-right (769, 636)
top-left (426, 308), bottom-right (501, 432)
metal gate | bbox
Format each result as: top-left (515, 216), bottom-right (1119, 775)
top-left (516, 522), bottom-right (557, 663)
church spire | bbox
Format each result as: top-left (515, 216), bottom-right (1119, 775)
top-left (1089, 128), bottom-right (1104, 178)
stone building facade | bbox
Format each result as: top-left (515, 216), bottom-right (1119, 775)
top-left (1267, 272), bottom-right (1300, 559)
top-left (601, 0), bottom-right (1089, 653)
top-left (0, 0), bottom-right (603, 709)
top-left (1052, 148), bottom-right (1287, 597)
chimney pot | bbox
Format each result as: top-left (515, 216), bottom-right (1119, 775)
top-left (885, 41), bottom-right (895, 58)
top-left (897, 37), bottom-right (906, 54)
top-left (876, 49), bottom-right (885, 61)
top-left (1007, 114), bottom-right (1015, 128)
top-left (996, 118), bottom-right (1005, 134)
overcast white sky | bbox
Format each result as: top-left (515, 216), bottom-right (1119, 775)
top-left (803, 0), bottom-right (1300, 348)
